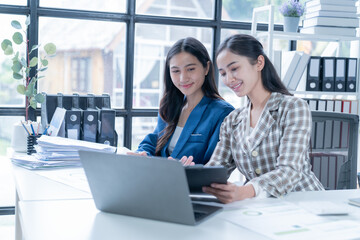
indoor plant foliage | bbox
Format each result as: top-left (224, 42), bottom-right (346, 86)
top-left (279, 0), bottom-right (305, 17)
top-left (1, 16), bottom-right (56, 119)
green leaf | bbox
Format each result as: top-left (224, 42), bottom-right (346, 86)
top-left (17, 84), bottom-right (26, 94)
top-left (11, 61), bottom-right (22, 73)
top-left (25, 67), bottom-right (30, 76)
top-left (25, 16), bottom-right (30, 26)
top-left (41, 59), bottom-right (48, 66)
top-left (4, 45), bottom-right (13, 55)
top-left (20, 57), bottom-right (27, 67)
top-left (35, 93), bottom-right (45, 103)
top-left (37, 76), bottom-right (45, 79)
top-left (30, 99), bottom-right (37, 109)
top-left (12, 32), bottom-right (23, 45)
top-left (13, 72), bottom-right (23, 80)
top-left (29, 44), bottom-right (39, 54)
top-left (1, 39), bottom-right (12, 51)
top-left (25, 83), bottom-right (34, 96)
top-left (29, 57), bottom-right (38, 67)
top-left (44, 43), bottom-right (56, 55)
top-left (38, 67), bottom-right (48, 72)
top-left (29, 77), bottom-right (37, 84)
top-left (12, 52), bottom-right (19, 61)
top-left (11, 20), bottom-right (22, 29)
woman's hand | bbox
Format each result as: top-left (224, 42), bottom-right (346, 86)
top-left (168, 156), bottom-right (195, 166)
top-left (127, 151), bottom-right (148, 156)
top-left (203, 182), bottom-right (255, 204)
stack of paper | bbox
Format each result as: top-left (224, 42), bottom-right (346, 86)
top-left (300, 0), bottom-right (359, 37)
top-left (11, 135), bottom-right (117, 169)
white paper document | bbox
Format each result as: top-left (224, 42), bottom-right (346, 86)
top-left (219, 201), bottom-right (360, 240)
top-left (36, 168), bottom-right (90, 193)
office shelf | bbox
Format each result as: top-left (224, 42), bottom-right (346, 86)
top-left (256, 31), bottom-right (360, 43)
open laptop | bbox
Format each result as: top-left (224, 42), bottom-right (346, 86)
top-left (78, 150), bottom-right (222, 225)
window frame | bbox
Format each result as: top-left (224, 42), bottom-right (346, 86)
top-left (0, 0), bottom-right (283, 149)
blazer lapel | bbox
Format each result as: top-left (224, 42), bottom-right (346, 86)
top-left (232, 102), bottom-right (250, 154)
top-left (249, 92), bottom-right (282, 150)
top-left (170, 96), bottom-right (211, 158)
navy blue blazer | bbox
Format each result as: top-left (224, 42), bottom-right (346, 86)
top-left (137, 96), bottom-right (234, 165)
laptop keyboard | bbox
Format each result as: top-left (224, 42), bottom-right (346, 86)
top-left (194, 211), bottom-right (208, 221)
top-left (192, 203), bottom-right (222, 222)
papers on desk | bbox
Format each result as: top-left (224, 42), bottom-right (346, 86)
top-left (11, 154), bottom-right (81, 170)
top-left (218, 200), bottom-right (360, 240)
top-left (11, 135), bottom-right (117, 169)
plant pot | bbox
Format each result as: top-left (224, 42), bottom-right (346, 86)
top-left (283, 16), bottom-right (300, 32)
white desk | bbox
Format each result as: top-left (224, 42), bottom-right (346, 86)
top-left (12, 163), bottom-right (360, 240)
top-left (11, 164), bottom-right (91, 240)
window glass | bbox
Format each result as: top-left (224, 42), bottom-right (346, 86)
top-left (0, 116), bottom-right (25, 156)
top-left (136, 0), bottom-right (214, 19)
top-left (134, 24), bottom-right (212, 108)
top-left (222, 0), bottom-right (284, 23)
top-left (38, 17), bottom-right (126, 108)
top-left (297, 41), bottom-right (351, 58)
top-left (0, 0), bottom-right (25, 5)
top-left (0, 15), bottom-right (26, 107)
top-left (132, 117), bottom-right (158, 150)
top-left (40, 0), bottom-right (126, 13)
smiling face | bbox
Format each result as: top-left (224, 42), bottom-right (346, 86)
top-left (216, 49), bottom-right (264, 98)
top-left (169, 52), bottom-right (209, 100)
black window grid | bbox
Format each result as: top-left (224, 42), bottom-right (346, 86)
top-left (0, 0), bottom-right (284, 149)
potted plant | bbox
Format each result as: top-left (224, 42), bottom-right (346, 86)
top-left (1, 15), bottom-right (56, 120)
top-left (279, 0), bottom-right (305, 32)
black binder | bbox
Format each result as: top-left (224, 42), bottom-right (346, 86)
top-left (98, 94), bottom-right (116, 146)
top-left (65, 94), bottom-right (82, 140)
top-left (321, 57), bottom-right (335, 92)
top-left (82, 94), bottom-right (98, 142)
top-left (335, 58), bottom-right (346, 92)
top-left (41, 93), bottom-right (117, 145)
top-left (306, 56), bottom-right (321, 91)
top-left (98, 109), bottom-right (116, 146)
top-left (346, 58), bottom-right (357, 92)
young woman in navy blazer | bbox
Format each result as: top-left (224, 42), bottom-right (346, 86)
top-left (183, 34), bottom-right (324, 203)
top-left (135, 37), bottom-right (234, 164)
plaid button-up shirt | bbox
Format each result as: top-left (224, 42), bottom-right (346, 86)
top-left (206, 92), bottom-right (324, 197)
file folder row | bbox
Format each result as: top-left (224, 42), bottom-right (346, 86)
top-left (310, 153), bottom-right (350, 190)
top-left (306, 57), bottom-right (357, 92)
top-left (305, 98), bottom-right (357, 151)
top-left (41, 93), bottom-right (117, 146)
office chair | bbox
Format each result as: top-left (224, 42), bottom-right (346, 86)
top-left (310, 111), bottom-right (359, 190)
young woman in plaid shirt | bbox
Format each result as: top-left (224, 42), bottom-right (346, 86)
top-left (183, 34), bottom-right (324, 203)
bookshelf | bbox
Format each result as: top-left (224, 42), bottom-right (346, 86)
top-left (251, 5), bottom-right (360, 177)
top-left (251, 5), bottom-right (360, 107)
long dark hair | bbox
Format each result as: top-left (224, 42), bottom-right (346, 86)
top-left (155, 37), bottom-right (222, 156)
top-left (216, 34), bottom-right (291, 96)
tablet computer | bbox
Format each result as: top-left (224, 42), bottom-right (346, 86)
top-left (185, 165), bottom-right (228, 193)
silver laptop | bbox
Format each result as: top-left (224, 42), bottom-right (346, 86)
top-left (79, 150), bottom-right (222, 225)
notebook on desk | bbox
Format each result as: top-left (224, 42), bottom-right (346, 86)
top-left (78, 151), bottom-right (222, 225)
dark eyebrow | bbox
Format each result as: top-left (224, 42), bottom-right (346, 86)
top-left (218, 61), bottom-right (237, 71)
top-left (170, 63), bottom-right (196, 69)
top-left (226, 61), bottom-right (237, 68)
